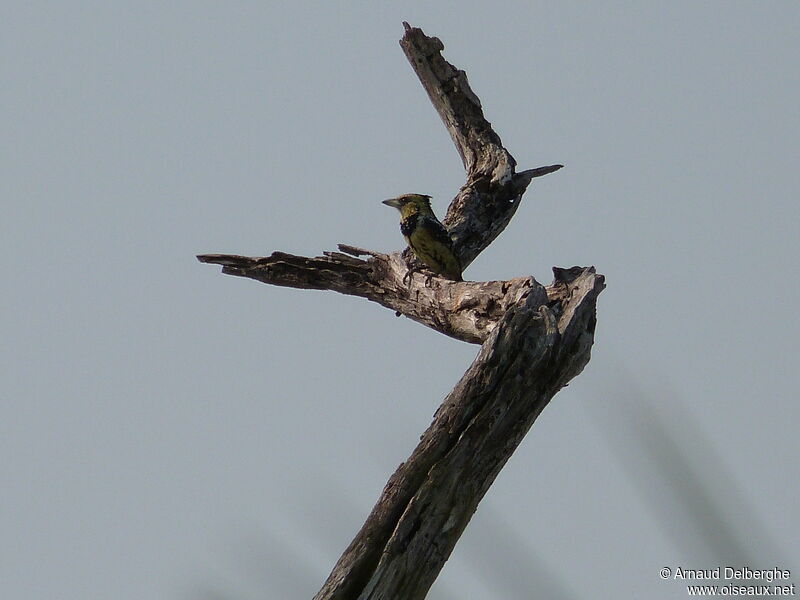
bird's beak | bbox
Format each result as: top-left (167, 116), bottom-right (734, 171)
top-left (382, 198), bottom-right (402, 209)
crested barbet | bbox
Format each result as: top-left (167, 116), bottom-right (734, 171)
top-left (382, 193), bottom-right (462, 281)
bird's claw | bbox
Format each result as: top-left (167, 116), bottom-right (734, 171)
top-left (402, 265), bottom-right (436, 288)
top-left (403, 264), bottom-right (423, 286)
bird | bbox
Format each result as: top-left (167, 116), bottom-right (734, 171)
top-left (382, 193), bottom-right (462, 282)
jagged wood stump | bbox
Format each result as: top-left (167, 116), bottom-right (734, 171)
top-left (198, 22), bottom-right (604, 600)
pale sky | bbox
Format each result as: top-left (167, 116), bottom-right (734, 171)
top-left (3, 2), bottom-right (798, 599)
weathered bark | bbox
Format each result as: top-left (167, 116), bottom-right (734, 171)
top-left (398, 22), bottom-right (562, 269)
top-left (197, 249), bottom-right (572, 344)
top-left (198, 21), bottom-right (604, 600)
top-left (312, 267), bottom-right (602, 600)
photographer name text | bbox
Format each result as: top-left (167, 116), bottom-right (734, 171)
top-left (672, 567), bottom-right (791, 582)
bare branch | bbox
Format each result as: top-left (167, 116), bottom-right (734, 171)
top-left (399, 21), bottom-right (513, 178)
top-left (198, 251), bottom-right (550, 345)
top-left (399, 22), bottom-right (563, 268)
top-left (336, 244), bottom-right (380, 257)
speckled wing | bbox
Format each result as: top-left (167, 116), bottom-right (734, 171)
top-left (407, 215), bottom-right (462, 281)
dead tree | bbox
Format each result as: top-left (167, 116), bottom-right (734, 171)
top-left (198, 22), bottom-right (604, 600)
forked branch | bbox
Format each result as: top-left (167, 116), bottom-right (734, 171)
top-left (198, 23), bottom-right (565, 341)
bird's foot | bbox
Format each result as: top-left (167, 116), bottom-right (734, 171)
top-left (403, 264), bottom-right (423, 286)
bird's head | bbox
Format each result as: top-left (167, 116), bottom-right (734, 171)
top-left (382, 193), bottom-right (434, 219)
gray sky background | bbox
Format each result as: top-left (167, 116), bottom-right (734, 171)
top-left (3, 2), bottom-right (798, 599)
